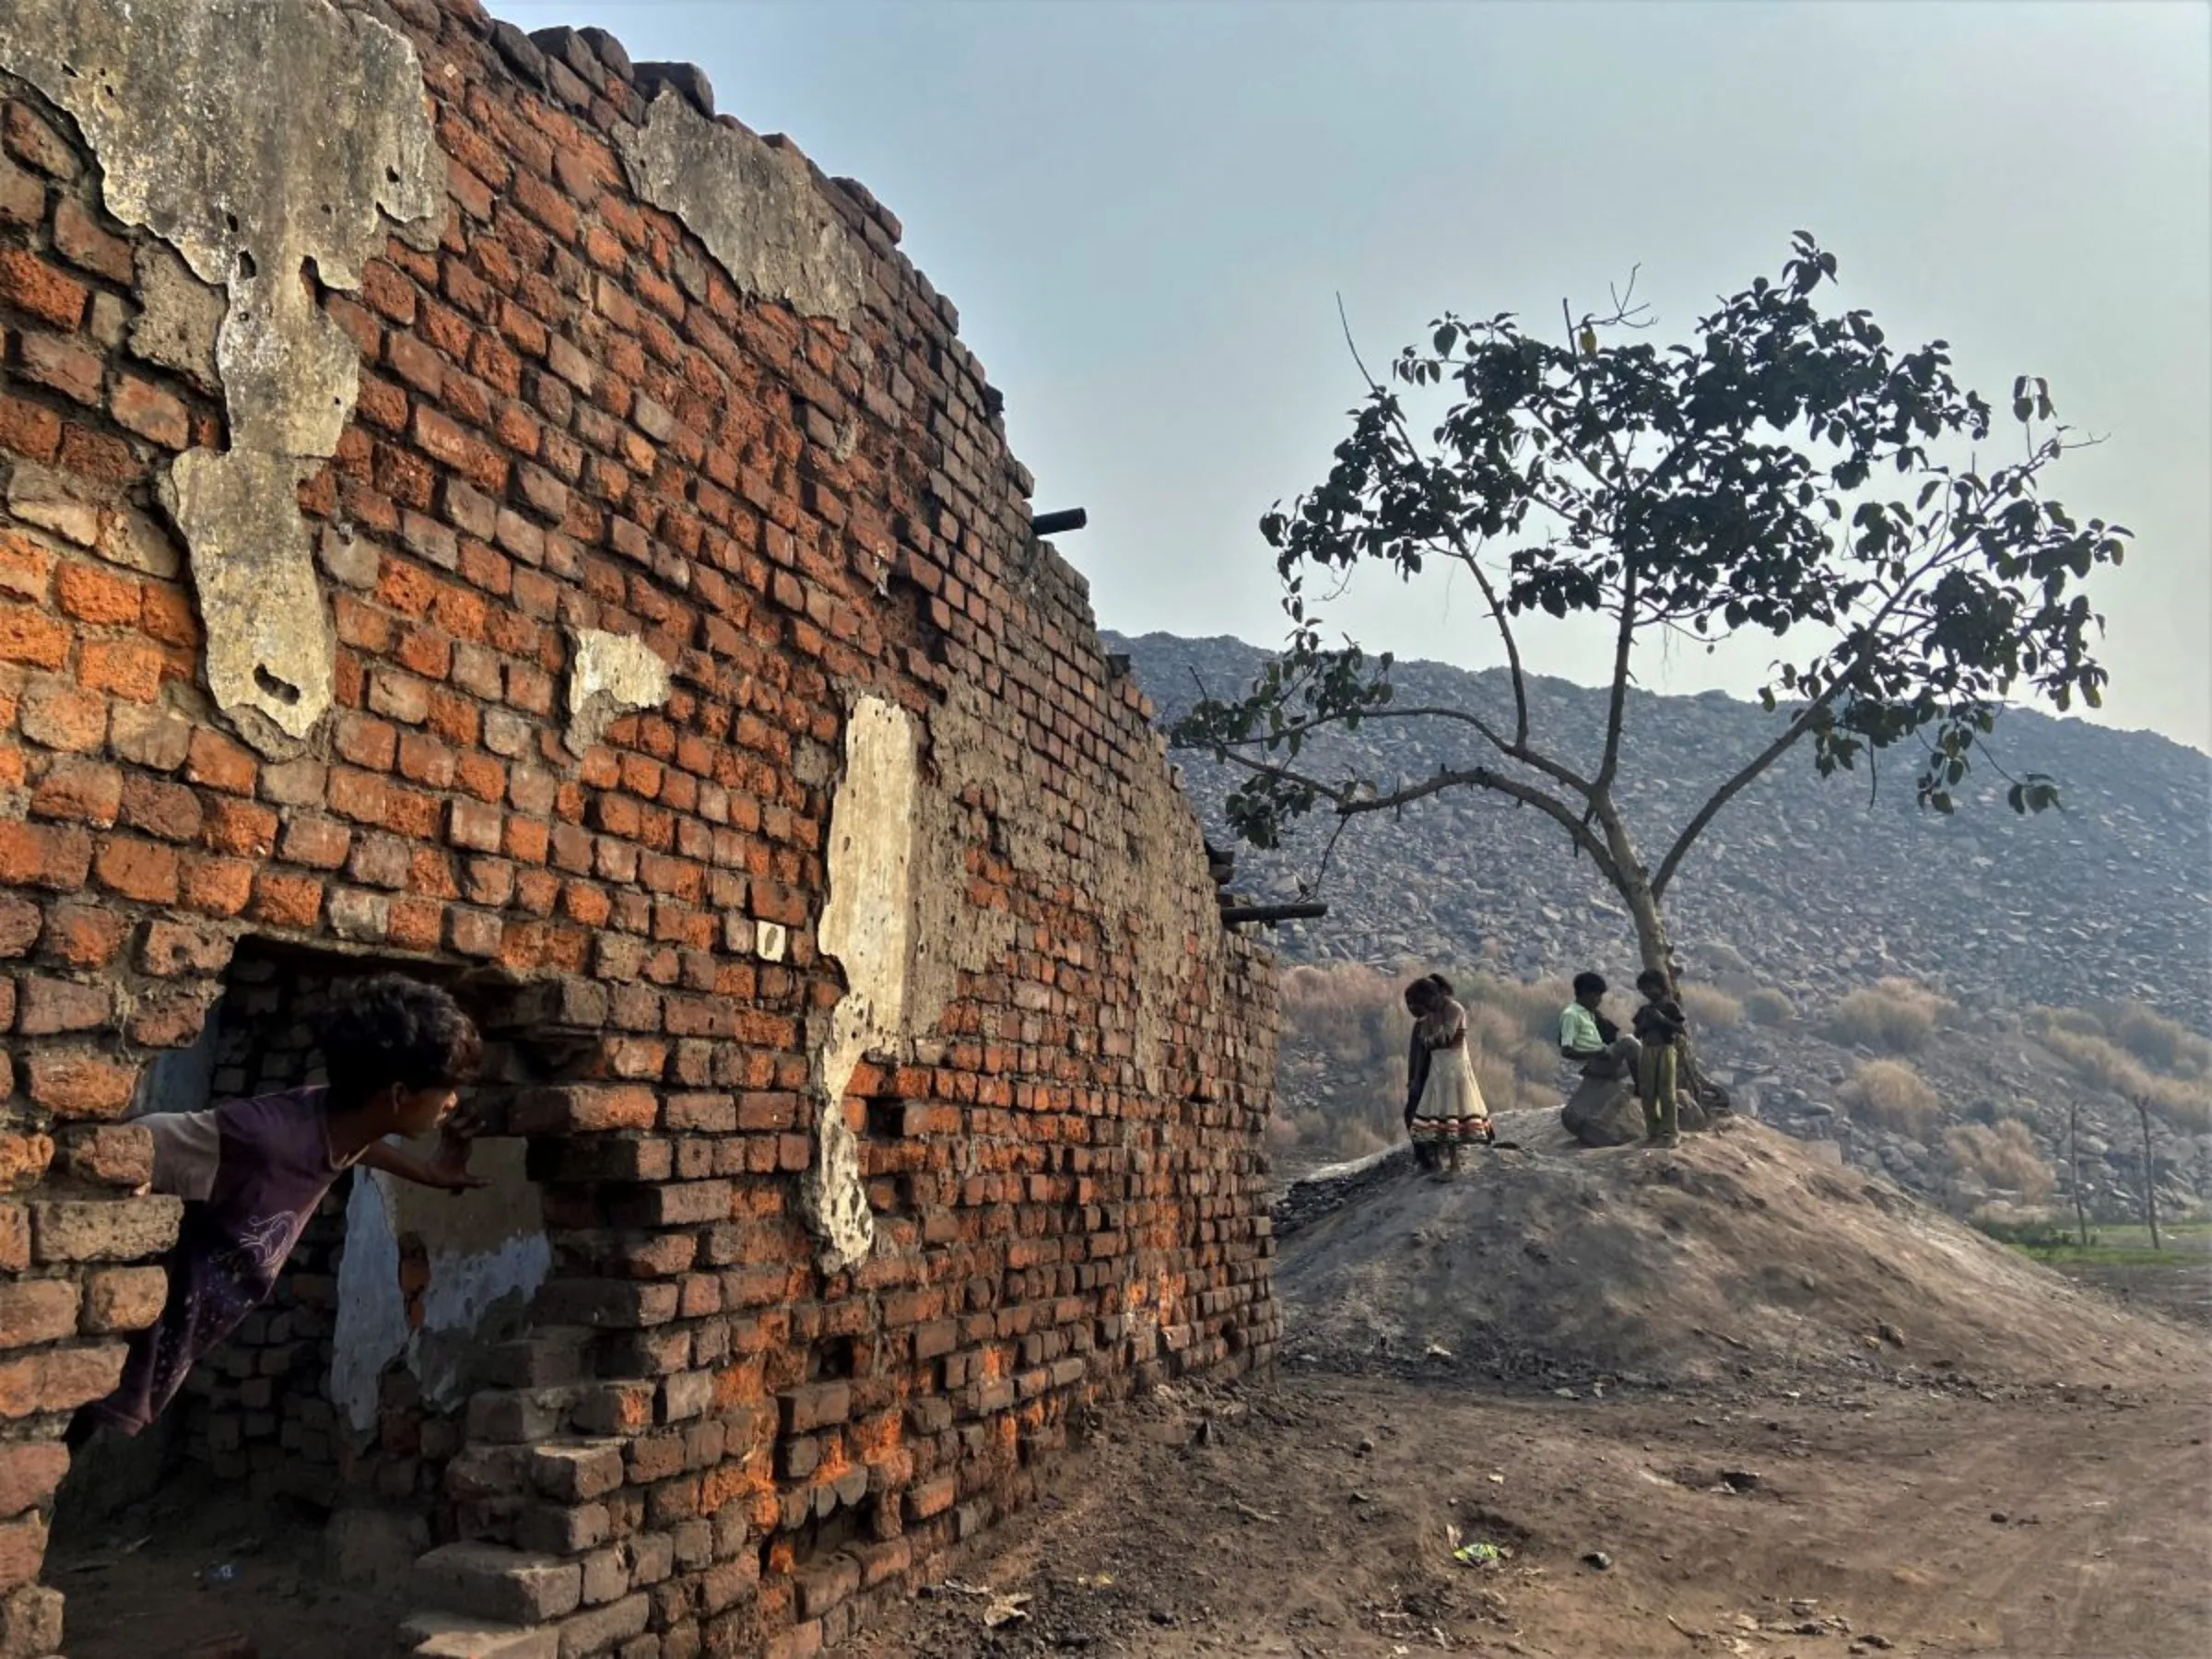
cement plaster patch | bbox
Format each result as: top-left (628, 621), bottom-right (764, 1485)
top-left (330, 1139), bottom-right (548, 1436)
top-left (565, 628), bottom-right (675, 758)
top-left (806, 697), bottom-right (921, 1271)
top-left (0, 0), bottom-right (442, 752)
top-left (614, 92), bottom-right (863, 325)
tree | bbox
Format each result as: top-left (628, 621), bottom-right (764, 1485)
top-left (2067, 1098), bottom-right (2088, 1248)
top-left (2134, 1093), bottom-right (2161, 1251)
top-left (1173, 235), bottom-right (2130, 982)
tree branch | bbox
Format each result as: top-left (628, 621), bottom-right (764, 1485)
top-left (1211, 744), bottom-right (1622, 888)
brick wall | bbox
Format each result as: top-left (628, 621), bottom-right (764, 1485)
top-left (0, 3), bottom-right (1279, 1654)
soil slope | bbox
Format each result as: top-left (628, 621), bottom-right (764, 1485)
top-left (1277, 1110), bottom-right (2191, 1391)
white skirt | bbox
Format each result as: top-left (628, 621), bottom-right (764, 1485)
top-left (1410, 1045), bottom-right (1490, 1142)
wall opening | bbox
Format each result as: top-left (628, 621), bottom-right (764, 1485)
top-left (45, 939), bottom-right (555, 1658)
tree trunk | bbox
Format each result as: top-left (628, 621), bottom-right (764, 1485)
top-left (1593, 803), bottom-right (1728, 1119)
top-left (2068, 1100), bottom-right (2088, 1248)
top-left (2136, 1098), bottom-right (2160, 1251)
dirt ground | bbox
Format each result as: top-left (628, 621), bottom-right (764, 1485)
top-left (48, 1474), bottom-right (409, 1659)
top-left (845, 1364), bottom-right (2212, 1659)
top-left (44, 1120), bottom-right (2212, 1659)
top-left (849, 1122), bottom-right (2212, 1659)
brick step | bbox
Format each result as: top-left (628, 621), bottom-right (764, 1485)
top-left (478, 1325), bottom-right (596, 1389)
top-left (413, 1542), bottom-right (583, 1628)
top-left (398, 1611), bottom-right (558, 1659)
top-left (464, 1384), bottom-right (581, 1444)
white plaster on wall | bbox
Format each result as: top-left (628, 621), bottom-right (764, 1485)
top-left (331, 1171), bottom-right (407, 1438)
top-left (804, 697), bottom-right (922, 1272)
top-left (565, 628), bottom-right (674, 757)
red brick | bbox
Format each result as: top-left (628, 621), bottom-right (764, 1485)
top-left (76, 638), bottom-right (165, 701)
top-left (56, 421), bottom-right (135, 484)
top-left (180, 854), bottom-right (253, 916)
top-left (0, 601), bottom-right (68, 669)
top-left (41, 901), bottom-right (129, 968)
top-left (81, 1265), bottom-right (168, 1334)
top-left (15, 974), bottom-right (111, 1035)
top-left (125, 987), bottom-right (214, 1050)
top-left (0, 1280), bottom-right (78, 1347)
top-left (0, 1133), bottom-right (51, 1189)
top-left (0, 821), bottom-right (92, 889)
top-left (279, 815), bottom-right (352, 870)
top-left (138, 919), bottom-right (235, 977)
top-left (118, 774), bottom-right (204, 842)
top-left (251, 869), bottom-right (324, 931)
top-left (2, 102), bottom-right (79, 179)
top-left (92, 835), bottom-right (181, 903)
top-left (201, 797), bottom-right (278, 857)
top-left (0, 249), bottom-right (88, 328)
top-left (58, 1124), bottom-right (153, 1187)
top-left (0, 1344), bottom-right (124, 1420)
top-left (0, 530), bottom-right (55, 600)
top-left (111, 376), bottom-right (190, 449)
top-left (18, 330), bottom-right (103, 406)
top-left (0, 394), bottom-right (62, 465)
top-left (18, 679), bottom-right (106, 749)
top-left (0, 1509), bottom-right (46, 1594)
top-left (29, 758), bottom-right (123, 826)
top-left (54, 561), bottom-right (140, 624)
top-left (25, 1051), bottom-right (136, 1117)
top-left (52, 196), bottom-right (133, 284)
top-left (0, 1441), bottom-right (69, 1519)
top-left (184, 726), bottom-right (258, 794)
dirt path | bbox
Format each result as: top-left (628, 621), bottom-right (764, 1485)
top-left (846, 1366), bottom-right (2212, 1658)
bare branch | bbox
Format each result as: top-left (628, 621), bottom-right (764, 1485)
top-left (1211, 745), bottom-right (1621, 887)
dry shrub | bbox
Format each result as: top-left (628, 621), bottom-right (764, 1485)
top-left (2106, 1003), bottom-right (2212, 1081)
top-left (1745, 987), bottom-right (1794, 1027)
top-left (1843, 1058), bottom-right (1942, 1136)
top-left (1680, 983), bottom-right (1745, 1030)
top-left (1824, 978), bottom-right (1949, 1053)
top-left (1944, 1121), bottom-right (2055, 1201)
top-left (1462, 971), bottom-right (1572, 1044)
top-left (2035, 1022), bottom-right (2212, 1134)
top-left (1279, 963), bottom-right (1406, 1065)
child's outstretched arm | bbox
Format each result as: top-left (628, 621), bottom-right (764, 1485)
top-left (359, 1125), bottom-right (487, 1192)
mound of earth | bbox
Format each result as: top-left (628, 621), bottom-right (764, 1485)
top-left (1277, 1109), bottom-right (2192, 1391)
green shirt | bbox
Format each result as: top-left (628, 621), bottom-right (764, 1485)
top-left (1559, 1002), bottom-right (1604, 1055)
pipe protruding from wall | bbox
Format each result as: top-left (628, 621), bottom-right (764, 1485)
top-left (1031, 508), bottom-right (1088, 537)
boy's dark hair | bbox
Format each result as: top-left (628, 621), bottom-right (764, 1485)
top-left (1635, 968), bottom-right (1672, 996)
top-left (1426, 973), bottom-right (1455, 998)
top-left (323, 974), bottom-right (480, 1106)
top-left (1572, 971), bottom-right (1606, 998)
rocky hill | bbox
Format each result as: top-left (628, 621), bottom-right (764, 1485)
top-left (1112, 631), bottom-right (2212, 1026)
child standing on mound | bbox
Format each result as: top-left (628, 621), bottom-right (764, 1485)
top-left (1404, 974), bottom-right (1494, 1176)
top-left (1631, 968), bottom-right (1689, 1147)
top-left (68, 974), bottom-right (486, 1450)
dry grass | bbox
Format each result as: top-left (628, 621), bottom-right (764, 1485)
top-left (1843, 1058), bottom-right (1943, 1137)
top-left (2030, 1016), bottom-right (2212, 1134)
top-left (2106, 1003), bottom-right (2212, 1081)
top-left (1824, 978), bottom-right (1950, 1053)
top-left (1744, 988), bottom-right (1794, 1027)
top-left (1680, 983), bottom-right (1745, 1030)
top-left (1945, 1121), bottom-right (2055, 1202)
top-left (1274, 963), bottom-right (1579, 1162)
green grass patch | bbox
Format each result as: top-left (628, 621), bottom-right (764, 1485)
top-left (2010, 1243), bottom-right (2195, 1268)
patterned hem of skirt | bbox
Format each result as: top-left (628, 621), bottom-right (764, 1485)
top-left (1410, 1118), bottom-right (1491, 1141)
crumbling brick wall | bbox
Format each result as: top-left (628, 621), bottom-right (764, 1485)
top-left (0, 2), bottom-right (1279, 1654)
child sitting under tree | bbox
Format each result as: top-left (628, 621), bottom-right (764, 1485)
top-left (68, 973), bottom-right (486, 1450)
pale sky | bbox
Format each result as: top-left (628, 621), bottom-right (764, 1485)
top-left (502, 0), bottom-right (2212, 753)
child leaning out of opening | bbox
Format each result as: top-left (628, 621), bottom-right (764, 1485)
top-left (1404, 973), bottom-right (1495, 1177)
top-left (1631, 968), bottom-right (1689, 1148)
top-left (67, 974), bottom-right (486, 1451)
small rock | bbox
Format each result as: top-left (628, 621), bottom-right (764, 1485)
top-left (1877, 1322), bottom-right (1907, 1347)
top-left (1582, 1551), bottom-right (1612, 1571)
top-left (1990, 1512), bottom-right (2009, 1524)
top-left (1356, 1437), bottom-right (1375, 1455)
top-left (1721, 1470), bottom-right (1762, 1493)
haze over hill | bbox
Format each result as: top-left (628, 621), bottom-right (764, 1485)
top-left (1112, 631), bottom-right (2212, 1027)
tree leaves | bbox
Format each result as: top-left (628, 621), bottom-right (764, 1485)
top-left (1171, 234), bottom-right (2130, 890)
